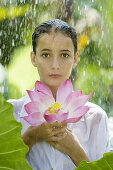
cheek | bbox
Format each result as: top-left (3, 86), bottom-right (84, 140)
top-left (36, 61), bottom-right (43, 73)
top-left (65, 63), bottom-right (74, 77)
top-left (37, 60), bottom-right (49, 76)
top-left (63, 59), bottom-right (74, 71)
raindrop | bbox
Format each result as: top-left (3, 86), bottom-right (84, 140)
top-left (35, 0), bottom-right (38, 4)
top-left (34, 10), bottom-right (36, 17)
top-left (25, 12), bottom-right (27, 17)
top-left (12, 39), bottom-right (14, 46)
top-left (78, 6), bottom-right (80, 11)
top-left (2, 44), bottom-right (5, 49)
top-left (16, 34), bottom-right (18, 39)
top-left (10, 0), bottom-right (12, 5)
top-left (100, 6), bottom-right (102, 11)
top-left (83, 71), bottom-right (86, 76)
top-left (84, 5), bottom-right (88, 11)
top-left (20, 22), bottom-right (22, 28)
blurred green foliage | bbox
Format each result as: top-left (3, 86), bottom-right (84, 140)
top-left (0, 0), bottom-right (113, 116)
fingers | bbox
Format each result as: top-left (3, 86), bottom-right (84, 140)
top-left (52, 126), bottom-right (67, 136)
top-left (47, 124), bottom-right (72, 141)
top-left (67, 128), bottom-right (72, 133)
top-left (50, 121), bottom-right (67, 128)
top-left (49, 131), bottom-right (67, 141)
top-left (47, 122), bottom-right (67, 137)
top-left (38, 121), bottom-right (71, 142)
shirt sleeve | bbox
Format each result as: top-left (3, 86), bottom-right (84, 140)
top-left (93, 112), bottom-right (110, 161)
top-left (7, 97), bottom-right (25, 122)
top-left (7, 99), bottom-right (20, 122)
top-left (71, 102), bottom-right (110, 163)
top-left (7, 96), bottom-right (31, 135)
top-left (84, 104), bottom-right (110, 162)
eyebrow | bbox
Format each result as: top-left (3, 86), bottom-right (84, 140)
top-left (41, 49), bottom-right (71, 53)
top-left (41, 49), bottom-right (51, 52)
top-left (61, 49), bottom-right (71, 53)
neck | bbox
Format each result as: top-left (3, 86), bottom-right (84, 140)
top-left (48, 85), bottom-right (58, 101)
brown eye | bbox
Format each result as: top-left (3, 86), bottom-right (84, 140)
top-left (62, 53), bottom-right (69, 58)
top-left (41, 53), bottom-right (49, 58)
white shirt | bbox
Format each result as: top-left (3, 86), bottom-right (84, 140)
top-left (7, 95), bottom-right (110, 170)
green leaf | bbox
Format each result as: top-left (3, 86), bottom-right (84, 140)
top-left (0, 94), bottom-right (32, 170)
top-left (76, 152), bottom-right (113, 170)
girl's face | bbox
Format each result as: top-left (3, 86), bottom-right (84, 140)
top-left (31, 32), bottom-right (78, 89)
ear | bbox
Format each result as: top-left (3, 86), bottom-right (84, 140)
top-left (73, 51), bottom-right (79, 68)
top-left (30, 51), bottom-right (37, 67)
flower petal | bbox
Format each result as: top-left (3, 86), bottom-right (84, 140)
top-left (70, 106), bottom-right (89, 118)
top-left (63, 117), bottom-right (82, 123)
top-left (26, 90), bottom-right (39, 101)
top-left (24, 112), bottom-right (43, 126)
top-left (26, 90), bottom-right (55, 112)
top-left (63, 106), bottom-right (89, 123)
top-left (57, 109), bottom-right (69, 122)
top-left (35, 80), bottom-right (53, 97)
top-left (65, 93), bottom-right (93, 113)
top-left (64, 91), bottom-right (83, 106)
top-left (56, 79), bottom-right (73, 103)
top-left (24, 102), bottom-right (40, 114)
top-left (44, 110), bottom-right (57, 123)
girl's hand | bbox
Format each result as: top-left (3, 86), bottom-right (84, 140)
top-left (48, 128), bottom-right (76, 156)
top-left (48, 129), bottom-right (90, 166)
top-left (22, 121), bottom-right (67, 149)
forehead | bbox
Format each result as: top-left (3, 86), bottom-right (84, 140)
top-left (36, 32), bottom-right (74, 50)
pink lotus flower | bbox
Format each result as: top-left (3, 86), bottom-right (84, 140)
top-left (24, 79), bottom-right (93, 126)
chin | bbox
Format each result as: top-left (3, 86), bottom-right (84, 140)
top-left (47, 79), bottom-right (63, 87)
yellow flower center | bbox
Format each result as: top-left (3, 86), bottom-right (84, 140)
top-left (47, 102), bottom-right (64, 115)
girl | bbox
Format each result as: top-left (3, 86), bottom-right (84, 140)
top-left (8, 19), bottom-right (109, 170)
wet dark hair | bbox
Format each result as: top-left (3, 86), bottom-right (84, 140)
top-left (32, 19), bottom-right (78, 86)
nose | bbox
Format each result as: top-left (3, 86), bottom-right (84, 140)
top-left (51, 56), bottom-right (60, 70)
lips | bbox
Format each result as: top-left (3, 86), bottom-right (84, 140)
top-left (49, 74), bottom-right (62, 78)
